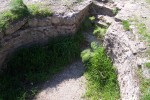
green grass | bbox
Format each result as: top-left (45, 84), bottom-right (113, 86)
top-left (0, 0), bottom-right (53, 33)
top-left (141, 78), bottom-right (150, 100)
top-left (10, 0), bottom-right (30, 18)
top-left (133, 19), bottom-right (150, 100)
top-left (89, 16), bottom-right (95, 22)
top-left (0, 32), bottom-right (83, 100)
top-left (131, 18), bottom-right (150, 100)
top-left (93, 25), bottom-right (107, 40)
top-left (146, 0), bottom-right (150, 3)
top-left (81, 42), bottom-right (120, 100)
top-left (137, 23), bottom-right (150, 42)
top-left (122, 20), bottom-right (131, 31)
top-left (28, 4), bottom-right (52, 17)
top-left (145, 62), bottom-right (150, 68)
top-left (137, 69), bottom-right (150, 100)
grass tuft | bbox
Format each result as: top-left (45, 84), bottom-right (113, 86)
top-left (137, 23), bottom-right (150, 42)
top-left (131, 18), bottom-right (150, 100)
top-left (137, 69), bottom-right (150, 100)
top-left (122, 20), bottom-right (131, 31)
top-left (28, 4), bottom-right (53, 17)
top-left (93, 25), bottom-right (107, 39)
top-left (10, 0), bottom-right (30, 18)
top-left (81, 42), bottom-right (120, 100)
top-left (145, 62), bottom-right (150, 68)
top-left (89, 16), bottom-right (95, 22)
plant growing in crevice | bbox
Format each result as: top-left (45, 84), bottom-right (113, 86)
top-left (137, 22), bottom-right (150, 42)
top-left (93, 25), bottom-right (107, 40)
top-left (122, 20), bottom-right (131, 31)
top-left (89, 16), bottom-right (95, 22)
top-left (28, 4), bottom-right (53, 17)
top-left (145, 62), bottom-right (150, 68)
top-left (137, 69), bottom-right (150, 100)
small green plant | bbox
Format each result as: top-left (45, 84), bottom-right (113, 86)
top-left (81, 42), bottom-right (120, 100)
top-left (137, 23), bottom-right (150, 42)
top-left (145, 62), bottom-right (150, 68)
top-left (28, 4), bottom-right (53, 17)
top-left (137, 23), bottom-right (147, 35)
top-left (93, 25), bottom-right (107, 39)
top-left (112, 7), bottom-right (119, 15)
top-left (122, 20), bottom-right (131, 31)
top-left (10, 0), bottom-right (29, 18)
top-left (137, 69), bottom-right (150, 100)
top-left (89, 16), bottom-right (95, 22)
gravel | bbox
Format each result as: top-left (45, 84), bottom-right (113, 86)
top-left (34, 61), bottom-right (86, 100)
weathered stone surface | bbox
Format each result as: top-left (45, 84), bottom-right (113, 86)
top-left (0, 31), bottom-right (4, 39)
top-left (5, 19), bottom-right (28, 35)
top-left (28, 17), bottom-right (52, 27)
top-left (104, 21), bottom-right (141, 100)
top-left (97, 15), bottom-right (115, 24)
top-left (91, 0), bottom-right (116, 16)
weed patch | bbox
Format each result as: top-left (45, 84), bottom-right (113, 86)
top-left (131, 18), bottom-right (150, 100)
top-left (93, 25), bottom-right (107, 40)
top-left (81, 42), bottom-right (120, 100)
top-left (28, 4), bottom-right (52, 17)
top-left (0, 32), bottom-right (83, 100)
top-left (137, 23), bottom-right (150, 42)
top-left (122, 20), bottom-right (131, 31)
top-left (89, 16), bottom-right (95, 22)
top-left (137, 69), bottom-right (150, 100)
top-left (145, 62), bottom-right (150, 68)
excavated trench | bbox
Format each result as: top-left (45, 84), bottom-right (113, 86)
top-left (0, 0), bottom-right (148, 100)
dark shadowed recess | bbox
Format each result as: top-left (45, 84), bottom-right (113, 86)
top-left (0, 32), bottom-right (84, 100)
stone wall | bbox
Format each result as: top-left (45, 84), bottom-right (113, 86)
top-left (0, 1), bottom-right (92, 70)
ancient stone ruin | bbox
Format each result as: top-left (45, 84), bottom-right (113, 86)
top-left (0, 0), bottom-right (150, 100)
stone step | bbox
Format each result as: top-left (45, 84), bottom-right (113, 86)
top-left (91, 0), bottom-right (117, 17)
top-left (94, 20), bottom-right (108, 27)
top-left (94, 15), bottom-right (115, 27)
top-left (97, 15), bottom-right (115, 25)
